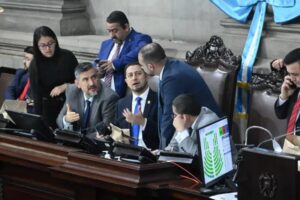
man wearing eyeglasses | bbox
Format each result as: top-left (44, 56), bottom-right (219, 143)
top-left (95, 10), bottom-right (152, 98)
top-left (165, 94), bottom-right (218, 155)
top-left (114, 63), bottom-right (159, 150)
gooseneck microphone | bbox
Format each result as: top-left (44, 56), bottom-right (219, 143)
top-left (244, 126), bottom-right (282, 153)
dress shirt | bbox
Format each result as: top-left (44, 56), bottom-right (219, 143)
top-left (132, 87), bottom-right (150, 148)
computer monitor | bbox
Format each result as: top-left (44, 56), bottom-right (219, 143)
top-left (5, 109), bottom-right (55, 142)
top-left (196, 117), bottom-right (234, 187)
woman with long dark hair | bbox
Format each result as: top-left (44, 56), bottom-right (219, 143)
top-left (30, 26), bottom-right (78, 128)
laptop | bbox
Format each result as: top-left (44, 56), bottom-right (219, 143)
top-left (5, 109), bottom-right (56, 142)
top-left (196, 117), bottom-right (235, 192)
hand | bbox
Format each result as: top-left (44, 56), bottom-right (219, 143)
top-left (280, 75), bottom-right (296, 100)
top-left (122, 107), bottom-right (145, 126)
top-left (101, 61), bottom-right (114, 73)
top-left (272, 59), bottom-right (284, 70)
top-left (65, 103), bottom-right (80, 123)
top-left (50, 83), bottom-right (68, 97)
top-left (172, 114), bottom-right (186, 132)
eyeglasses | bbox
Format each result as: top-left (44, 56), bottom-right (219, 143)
top-left (38, 42), bottom-right (56, 50)
top-left (172, 113), bottom-right (179, 119)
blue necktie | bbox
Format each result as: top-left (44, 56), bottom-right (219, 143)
top-left (82, 100), bottom-right (91, 133)
top-left (132, 97), bottom-right (142, 145)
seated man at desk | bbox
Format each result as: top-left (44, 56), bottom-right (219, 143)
top-left (114, 63), bottom-right (159, 150)
top-left (165, 94), bottom-right (219, 155)
top-left (56, 62), bottom-right (119, 134)
top-left (4, 46), bottom-right (34, 112)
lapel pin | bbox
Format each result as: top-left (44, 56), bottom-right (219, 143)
top-left (147, 100), bottom-right (151, 104)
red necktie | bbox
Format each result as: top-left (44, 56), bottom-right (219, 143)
top-left (104, 43), bottom-right (122, 88)
top-left (287, 96), bottom-right (300, 135)
top-left (18, 79), bottom-right (30, 101)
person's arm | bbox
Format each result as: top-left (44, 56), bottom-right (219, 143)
top-left (4, 70), bottom-right (23, 100)
top-left (270, 58), bottom-right (284, 71)
top-left (101, 93), bottom-right (119, 126)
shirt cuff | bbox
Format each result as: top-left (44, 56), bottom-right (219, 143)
top-left (175, 129), bottom-right (189, 144)
top-left (63, 116), bottom-right (73, 130)
top-left (278, 96), bottom-right (287, 106)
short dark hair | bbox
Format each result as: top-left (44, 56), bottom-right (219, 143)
top-left (284, 48), bottom-right (300, 65)
top-left (106, 10), bottom-right (129, 29)
top-left (74, 62), bottom-right (94, 79)
top-left (139, 42), bottom-right (166, 64)
top-left (172, 94), bottom-right (201, 116)
top-left (124, 62), bottom-right (145, 75)
top-left (24, 46), bottom-right (33, 54)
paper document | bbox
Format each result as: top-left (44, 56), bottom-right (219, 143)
top-left (110, 123), bottom-right (131, 144)
top-left (210, 192), bottom-right (237, 200)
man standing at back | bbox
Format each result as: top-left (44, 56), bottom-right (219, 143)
top-left (138, 42), bottom-right (221, 149)
top-left (96, 10), bottom-right (152, 98)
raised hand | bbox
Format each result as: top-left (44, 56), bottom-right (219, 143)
top-left (65, 103), bottom-right (80, 123)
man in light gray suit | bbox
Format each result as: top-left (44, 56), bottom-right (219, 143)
top-left (165, 94), bottom-right (219, 155)
top-left (56, 62), bottom-right (119, 134)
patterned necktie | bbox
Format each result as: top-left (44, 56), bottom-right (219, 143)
top-left (82, 100), bottom-right (91, 133)
top-left (104, 42), bottom-right (122, 88)
top-left (18, 79), bottom-right (30, 100)
top-left (132, 97), bottom-right (142, 145)
top-left (287, 96), bottom-right (300, 135)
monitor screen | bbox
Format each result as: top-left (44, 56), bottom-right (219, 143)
top-left (197, 117), bottom-right (234, 187)
top-left (5, 109), bottom-right (55, 142)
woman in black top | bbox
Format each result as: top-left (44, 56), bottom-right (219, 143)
top-left (29, 26), bottom-right (78, 128)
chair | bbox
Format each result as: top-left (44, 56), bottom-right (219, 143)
top-left (247, 69), bottom-right (287, 146)
top-left (186, 35), bottom-right (241, 141)
top-left (0, 67), bottom-right (16, 105)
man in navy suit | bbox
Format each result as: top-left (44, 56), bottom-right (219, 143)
top-left (4, 46), bottom-right (34, 112)
top-left (96, 10), bottom-right (152, 98)
top-left (138, 43), bottom-right (221, 149)
top-left (114, 63), bottom-right (159, 150)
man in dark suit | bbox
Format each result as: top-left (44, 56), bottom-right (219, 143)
top-left (56, 62), bottom-right (119, 134)
top-left (138, 42), bottom-right (221, 149)
top-left (96, 10), bottom-right (152, 98)
top-left (4, 46), bottom-right (34, 112)
top-left (114, 63), bottom-right (159, 150)
top-left (275, 48), bottom-right (300, 135)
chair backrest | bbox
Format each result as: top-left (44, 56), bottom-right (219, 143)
top-left (186, 36), bottom-right (241, 127)
top-left (247, 70), bottom-right (287, 146)
top-left (0, 67), bottom-right (17, 105)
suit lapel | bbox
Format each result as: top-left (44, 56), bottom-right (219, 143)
top-left (144, 90), bottom-right (155, 118)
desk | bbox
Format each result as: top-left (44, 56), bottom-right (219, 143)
top-left (0, 133), bottom-right (210, 200)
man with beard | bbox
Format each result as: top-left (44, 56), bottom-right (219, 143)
top-left (114, 63), bottom-right (159, 150)
top-left (95, 10), bottom-right (152, 98)
top-left (56, 62), bottom-right (119, 134)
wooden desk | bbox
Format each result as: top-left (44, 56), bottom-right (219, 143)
top-left (0, 133), bottom-right (211, 200)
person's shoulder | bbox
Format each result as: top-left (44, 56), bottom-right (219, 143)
top-left (59, 48), bottom-right (76, 56)
top-left (129, 28), bottom-right (152, 40)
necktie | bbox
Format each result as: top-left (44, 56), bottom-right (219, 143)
top-left (132, 97), bottom-right (142, 145)
top-left (188, 127), bottom-right (193, 136)
top-left (104, 42), bottom-right (122, 88)
top-left (82, 100), bottom-right (91, 133)
top-left (287, 96), bottom-right (300, 135)
top-left (18, 79), bottom-right (30, 101)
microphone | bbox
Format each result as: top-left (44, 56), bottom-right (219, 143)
top-left (257, 128), bottom-right (300, 151)
top-left (244, 126), bottom-right (282, 153)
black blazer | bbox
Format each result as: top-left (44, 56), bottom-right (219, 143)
top-left (114, 89), bottom-right (159, 150)
top-left (275, 89), bottom-right (299, 123)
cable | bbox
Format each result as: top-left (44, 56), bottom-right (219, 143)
top-left (165, 160), bottom-right (201, 184)
top-left (244, 126), bottom-right (273, 145)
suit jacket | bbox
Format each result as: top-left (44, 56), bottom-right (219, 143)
top-left (4, 69), bottom-right (31, 100)
top-left (114, 89), bottom-right (159, 150)
top-left (56, 82), bottom-right (119, 133)
top-left (158, 58), bottom-right (221, 149)
top-left (165, 107), bottom-right (219, 155)
top-left (96, 29), bottom-right (152, 97)
top-left (274, 89), bottom-right (299, 126)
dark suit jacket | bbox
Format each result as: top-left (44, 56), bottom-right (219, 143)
top-left (4, 69), bottom-right (31, 100)
top-left (96, 29), bottom-right (152, 97)
top-left (56, 82), bottom-right (119, 134)
top-left (114, 89), bottom-right (159, 150)
top-left (274, 89), bottom-right (299, 124)
top-left (159, 58), bottom-right (221, 148)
